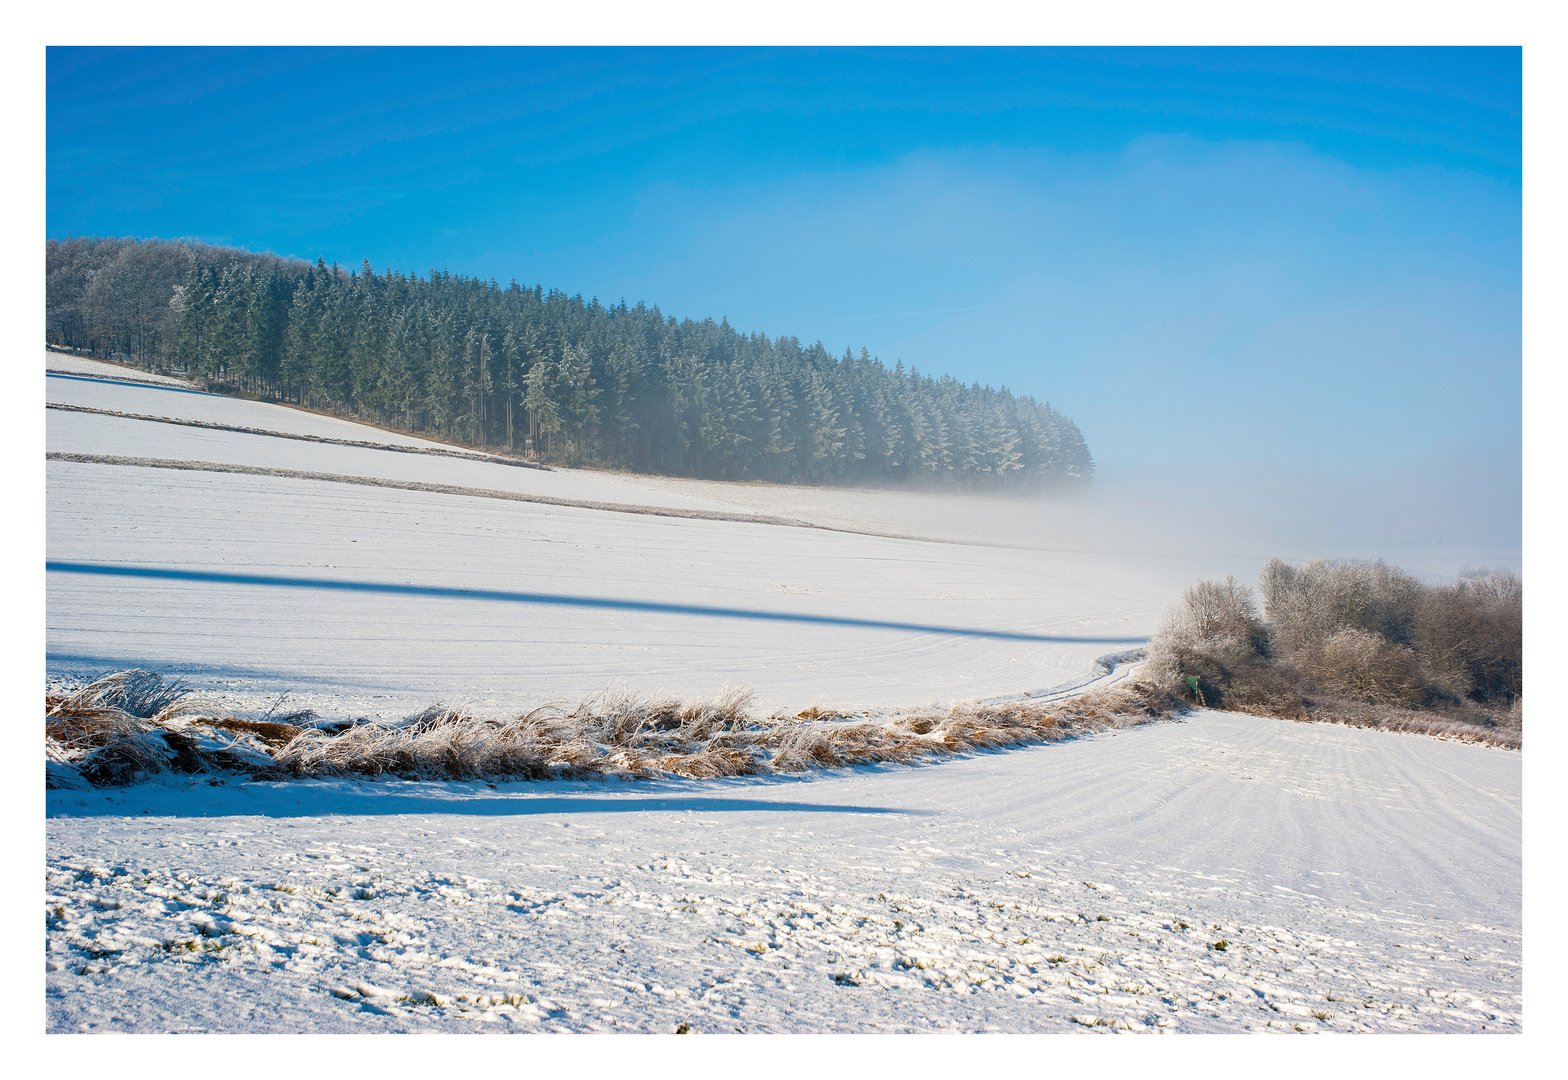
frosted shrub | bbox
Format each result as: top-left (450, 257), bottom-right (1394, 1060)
top-left (1413, 572), bottom-right (1522, 703)
top-left (1144, 576), bottom-right (1268, 706)
top-left (1259, 558), bottom-right (1423, 655)
top-left (1170, 575), bottom-right (1264, 646)
top-left (1147, 558), bottom-right (1521, 746)
top-left (1307, 629), bottom-right (1423, 707)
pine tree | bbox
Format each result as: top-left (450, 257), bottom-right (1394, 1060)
top-left (47, 235), bottom-right (1094, 491)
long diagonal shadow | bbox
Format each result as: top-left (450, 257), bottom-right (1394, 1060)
top-left (48, 792), bottom-right (930, 821)
top-left (47, 561), bottom-right (1147, 645)
top-left (48, 370), bottom-right (219, 398)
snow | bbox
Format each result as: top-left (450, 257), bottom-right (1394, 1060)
top-left (47, 369), bottom-right (496, 454)
top-left (45, 711), bottom-right (1519, 1033)
top-left (42, 358), bottom-right (1523, 1034)
top-left (47, 366), bottom-right (1243, 715)
top-left (47, 350), bottom-right (203, 389)
top-left (49, 454), bottom-right (1188, 714)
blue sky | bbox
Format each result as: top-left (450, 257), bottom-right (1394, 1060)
top-left (47, 46), bottom-right (1520, 544)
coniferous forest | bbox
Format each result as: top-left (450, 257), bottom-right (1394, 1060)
top-left (46, 236), bottom-right (1093, 490)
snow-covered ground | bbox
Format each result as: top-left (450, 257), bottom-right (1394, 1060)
top-left (47, 354), bottom-right (1247, 715)
top-left (46, 352), bottom-right (206, 389)
top-left (42, 350), bottom-right (1523, 1034)
top-left (46, 711), bottom-right (1519, 1033)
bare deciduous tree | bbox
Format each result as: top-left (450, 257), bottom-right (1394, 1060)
top-left (83, 240), bottom-right (194, 369)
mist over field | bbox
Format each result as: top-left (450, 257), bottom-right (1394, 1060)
top-left (49, 51), bottom-right (1521, 544)
top-left (42, 46), bottom-right (1522, 1036)
top-left (1084, 458), bottom-right (1520, 576)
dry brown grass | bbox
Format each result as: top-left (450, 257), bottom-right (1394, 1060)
top-left (272, 682), bottom-right (1173, 782)
top-left (46, 671), bottom-right (1179, 789)
top-left (46, 671), bottom-right (292, 788)
top-left (1251, 696), bottom-right (1520, 748)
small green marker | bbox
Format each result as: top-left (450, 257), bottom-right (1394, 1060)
top-left (1184, 676), bottom-right (1206, 707)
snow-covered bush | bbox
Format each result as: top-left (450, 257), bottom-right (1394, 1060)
top-left (1259, 557), bottom-right (1424, 656)
top-left (1144, 575), bottom-right (1273, 709)
top-left (1146, 559), bottom-right (1521, 746)
top-left (1412, 571), bottom-right (1522, 703)
top-left (1305, 628), bottom-right (1423, 707)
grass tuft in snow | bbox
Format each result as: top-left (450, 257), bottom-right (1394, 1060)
top-left (46, 670), bottom-right (290, 788)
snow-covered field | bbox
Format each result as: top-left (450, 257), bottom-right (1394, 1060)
top-left (42, 352), bottom-right (1523, 1034)
top-left (47, 354), bottom-right (1240, 715)
top-left (46, 711), bottom-right (1519, 1033)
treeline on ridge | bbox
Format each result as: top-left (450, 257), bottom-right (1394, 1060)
top-left (45, 235), bottom-right (1093, 489)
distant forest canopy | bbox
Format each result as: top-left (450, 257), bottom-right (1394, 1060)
top-left (45, 235), bottom-right (1093, 490)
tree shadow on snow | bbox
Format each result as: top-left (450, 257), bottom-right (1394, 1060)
top-left (48, 786), bottom-right (936, 821)
top-left (47, 561), bottom-right (1147, 646)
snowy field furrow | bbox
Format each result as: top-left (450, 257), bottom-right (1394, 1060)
top-left (46, 362), bottom-right (476, 452)
top-left (45, 712), bottom-right (1520, 1033)
top-left (44, 352), bottom-right (1235, 558)
top-left (46, 392), bottom-right (729, 515)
